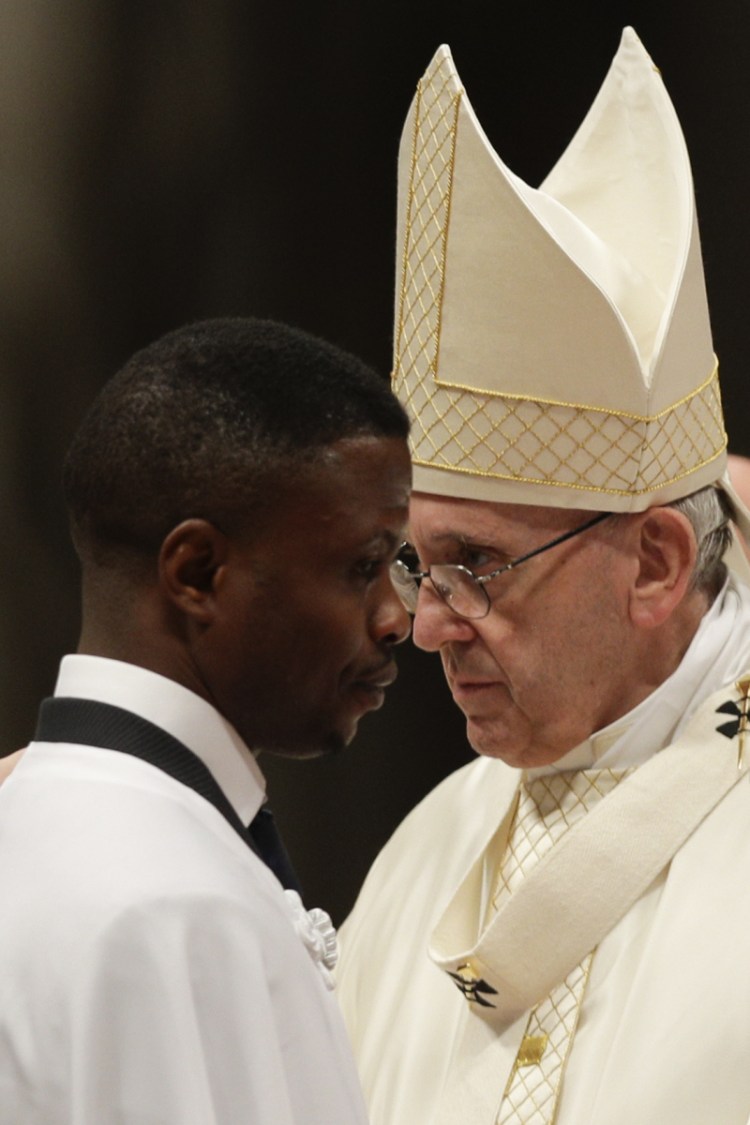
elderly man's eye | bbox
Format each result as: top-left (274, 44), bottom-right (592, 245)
top-left (460, 547), bottom-right (495, 572)
top-left (395, 544), bottom-right (421, 573)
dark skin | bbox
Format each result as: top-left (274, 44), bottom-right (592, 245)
top-left (77, 435), bottom-right (413, 758)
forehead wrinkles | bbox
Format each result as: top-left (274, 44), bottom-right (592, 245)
top-left (407, 507), bottom-right (522, 555)
top-left (409, 496), bottom-right (595, 545)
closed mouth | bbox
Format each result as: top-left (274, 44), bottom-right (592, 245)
top-left (451, 678), bottom-right (500, 699)
top-left (353, 663), bottom-right (398, 692)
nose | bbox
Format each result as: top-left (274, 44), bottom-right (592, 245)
top-left (412, 582), bottom-right (476, 652)
top-left (372, 571), bottom-right (412, 646)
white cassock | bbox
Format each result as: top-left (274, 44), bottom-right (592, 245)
top-left (0, 655), bottom-right (369, 1125)
top-left (338, 576), bottom-right (750, 1125)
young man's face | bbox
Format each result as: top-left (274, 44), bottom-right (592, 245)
top-left (407, 493), bottom-right (643, 769)
top-left (198, 435), bottom-right (412, 757)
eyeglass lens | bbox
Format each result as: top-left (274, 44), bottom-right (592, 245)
top-left (426, 566), bottom-right (488, 618)
top-left (390, 511), bottom-right (611, 621)
top-left (390, 560), bottom-right (420, 613)
top-left (390, 559), bottom-right (488, 619)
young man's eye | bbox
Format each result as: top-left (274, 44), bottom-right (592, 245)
top-left (354, 558), bottom-right (383, 581)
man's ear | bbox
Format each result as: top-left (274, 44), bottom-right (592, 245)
top-left (628, 507), bottom-right (697, 630)
top-left (158, 519), bottom-right (229, 623)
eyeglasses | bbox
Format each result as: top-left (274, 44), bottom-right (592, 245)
top-left (390, 511), bottom-right (612, 620)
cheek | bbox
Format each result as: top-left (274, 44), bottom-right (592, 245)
top-left (286, 607), bottom-right (366, 679)
top-left (535, 575), bottom-right (626, 707)
top-left (474, 604), bottom-right (543, 681)
top-left (477, 589), bottom-right (586, 705)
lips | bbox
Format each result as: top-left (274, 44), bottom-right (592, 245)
top-left (352, 662), bottom-right (399, 692)
top-left (447, 673), bottom-right (505, 709)
top-left (347, 661), bottom-right (399, 714)
top-left (443, 651), bottom-right (503, 694)
top-left (451, 679), bottom-right (496, 696)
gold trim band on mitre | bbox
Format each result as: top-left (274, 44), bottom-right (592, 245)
top-left (401, 365), bottom-right (726, 497)
top-left (432, 362), bottom-right (720, 423)
top-left (409, 449), bottom-right (727, 497)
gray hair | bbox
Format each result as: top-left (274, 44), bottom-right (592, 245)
top-left (668, 486), bottom-right (733, 596)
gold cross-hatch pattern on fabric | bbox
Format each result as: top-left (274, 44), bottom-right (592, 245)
top-left (493, 768), bottom-right (633, 1124)
top-left (393, 49), bottom-right (461, 439)
top-left (401, 364), bottom-right (726, 498)
top-left (391, 54), bottom-right (727, 497)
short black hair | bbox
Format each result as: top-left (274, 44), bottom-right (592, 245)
top-left (64, 317), bottom-right (409, 559)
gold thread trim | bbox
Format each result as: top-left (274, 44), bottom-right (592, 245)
top-left (548, 951), bottom-right (596, 1125)
top-left (411, 443), bottom-right (727, 496)
top-left (393, 61), bottom-right (463, 397)
top-left (735, 677), bottom-right (750, 770)
top-left (405, 361), bottom-right (719, 424)
top-left (499, 951), bottom-right (597, 1118)
top-left (431, 89), bottom-right (461, 394)
top-left (394, 80), bottom-right (423, 379)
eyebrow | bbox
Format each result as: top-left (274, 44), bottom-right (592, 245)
top-left (407, 530), bottom-right (466, 547)
top-left (407, 530), bottom-right (515, 563)
top-left (364, 529), bottom-right (404, 551)
top-left (409, 530), bottom-right (491, 550)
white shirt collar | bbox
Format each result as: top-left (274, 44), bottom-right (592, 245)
top-left (53, 655), bottom-right (266, 825)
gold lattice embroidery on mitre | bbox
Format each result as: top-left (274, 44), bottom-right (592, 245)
top-left (401, 363), bottom-right (725, 497)
top-left (394, 49), bottom-right (462, 438)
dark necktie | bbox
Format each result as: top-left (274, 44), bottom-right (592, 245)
top-left (247, 806), bottom-right (302, 894)
top-left (35, 696), bottom-right (303, 895)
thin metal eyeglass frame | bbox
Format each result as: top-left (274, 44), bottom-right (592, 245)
top-left (391, 511), bottom-right (613, 620)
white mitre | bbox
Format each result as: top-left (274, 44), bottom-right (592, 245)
top-left (393, 28), bottom-right (749, 539)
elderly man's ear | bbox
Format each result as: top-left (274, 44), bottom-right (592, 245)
top-left (628, 507), bottom-right (698, 630)
top-left (0, 750), bottom-right (24, 784)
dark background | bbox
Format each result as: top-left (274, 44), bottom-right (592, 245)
top-left (3, 2), bottom-right (750, 923)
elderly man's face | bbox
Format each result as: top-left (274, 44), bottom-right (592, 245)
top-left (408, 493), bottom-right (641, 768)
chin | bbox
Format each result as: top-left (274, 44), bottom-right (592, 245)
top-left (469, 730), bottom-right (576, 770)
top-left (261, 727), bottom-right (350, 760)
top-left (465, 717), bottom-right (532, 766)
top-left (324, 722), bottom-right (359, 756)
top-left (308, 730), bottom-right (349, 758)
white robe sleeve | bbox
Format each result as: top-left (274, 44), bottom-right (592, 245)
top-left (66, 891), bottom-right (363, 1124)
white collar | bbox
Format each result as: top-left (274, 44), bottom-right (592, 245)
top-left (53, 655), bottom-right (266, 825)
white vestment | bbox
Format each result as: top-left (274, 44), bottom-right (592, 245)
top-left (338, 577), bottom-right (750, 1125)
top-left (0, 656), bottom-right (368, 1125)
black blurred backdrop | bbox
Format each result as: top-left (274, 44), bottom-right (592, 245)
top-left (3, 1), bottom-right (750, 922)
